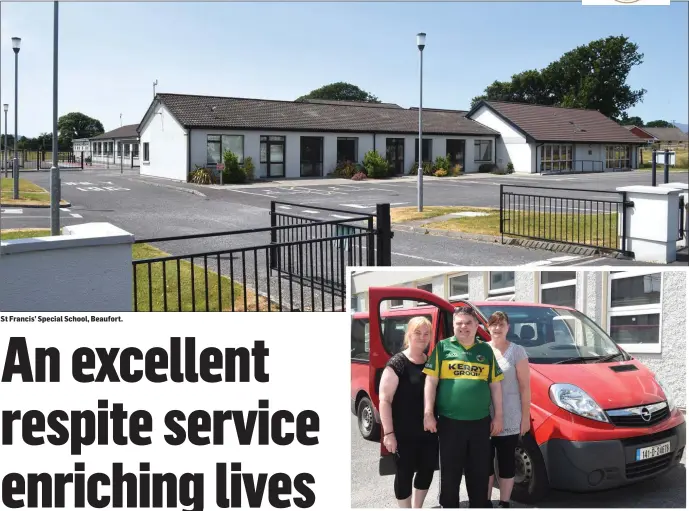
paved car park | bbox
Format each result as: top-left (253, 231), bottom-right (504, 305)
top-left (4, 169), bottom-right (686, 266)
top-left (351, 416), bottom-right (686, 508)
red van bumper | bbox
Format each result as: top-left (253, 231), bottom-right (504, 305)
top-left (539, 419), bottom-right (685, 492)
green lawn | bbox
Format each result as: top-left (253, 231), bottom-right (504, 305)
top-left (2, 229), bottom-right (273, 312)
top-left (0, 177), bottom-right (68, 206)
top-left (398, 206), bottom-right (620, 250)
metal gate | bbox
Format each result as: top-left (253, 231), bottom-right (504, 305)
top-left (132, 202), bottom-right (392, 312)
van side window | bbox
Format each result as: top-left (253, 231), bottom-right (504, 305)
top-left (382, 315), bottom-right (433, 356)
top-left (351, 319), bottom-right (370, 362)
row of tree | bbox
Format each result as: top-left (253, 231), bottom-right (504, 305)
top-left (0, 112), bottom-right (105, 152)
top-left (297, 36), bottom-right (677, 129)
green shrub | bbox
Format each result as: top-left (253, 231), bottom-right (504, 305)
top-left (435, 155), bottom-right (452, 172)
top-left (242, 156), bottom-right (255, 181)
top-left (506, 162), bottom-right (515, 174)
top-left (434, 169), bottom-right (448, 177)
top-left (334, 160), bottom-right (364, 179)
top-left (189, 166), bottom-right (215, 185)
top-left (450, 164), bottom-right (463, 176)
top-left (222, 151), bottom-right (245, 183)
top-left (363, 151), bottom-right (388, 179)
top-left (408, 161), bottom-right (435, 176)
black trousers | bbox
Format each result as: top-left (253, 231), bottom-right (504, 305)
top-left (438, 415), bottom-right (492, 508)
top-left (488, 434), bottom-right (520, 479)
top-left (394, 433), bottom-right (438, 500)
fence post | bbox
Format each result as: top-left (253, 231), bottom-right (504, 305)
top-left (80, 151), bottom-right (84, 170)
top-left (375, 203), bottom-right (392, 266)
top-left (651, 149), bottom-right (657, 186)
top-left (366, 217), bottom-right (375, 266)
top-left (663, 149), bottom-right (669, 184)
top-left (499, 184), bottom-right (504, 244)
top-left (621, 192), bottom-right (629, 255)
top-left (269, 201), bottom-right (277, 271)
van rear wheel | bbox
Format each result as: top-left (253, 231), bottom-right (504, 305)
top-left (509, 434), bottom-right (549, 504)
top-left (357, 397), bottom-right (380, 441)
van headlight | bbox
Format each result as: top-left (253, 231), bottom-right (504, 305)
top-left (656, 378), bottom-right (676, 411)
top-left (549, 383), bottom-right (609, 423)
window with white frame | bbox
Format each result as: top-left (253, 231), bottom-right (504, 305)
top-left (607, 271), bottom-right (662, 353)
top-left (540, 271), bottom-right (576, 308)
top-left (448, 273), bottom-right (469, 299)
top-left (416, 282), bottom-right (433, 305)
top-left (489, 271), bottom-right (515, 298)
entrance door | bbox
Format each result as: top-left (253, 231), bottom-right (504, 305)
top-left (368, 286), bottom-right (455, 476)
top-left (300, 136), bottom-right (324, 177)
top-left (386, 138), bottom-right (405, 175)
top-left (261, 135), bottom-right (285, 178)
top-left (446, 139), bottom-right (465, 169)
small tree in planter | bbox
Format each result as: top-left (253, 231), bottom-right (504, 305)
top-left (363, 150), bottom-right (388, 179)
top-left (222, 150), bottom-right (245, 183)
top-left (242, 156), bottom-right (255, 181)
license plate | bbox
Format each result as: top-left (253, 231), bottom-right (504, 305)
top-left (635, 441), bottom-right (671, 461)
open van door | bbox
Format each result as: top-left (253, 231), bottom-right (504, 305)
top-left (368, 286), bottom-right (456, 476)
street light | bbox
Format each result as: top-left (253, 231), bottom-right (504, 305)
top-left (12, 36), bottom-right (21, 200)
top-left (3, 104), bottom-right (8, 178)
top-left (416, 32), bottom-right (426, 212)
top-left (50, 2), bottom-right (60, 236)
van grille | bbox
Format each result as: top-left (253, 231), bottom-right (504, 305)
top-left (607, 402), bottom-right (669, 427)
top-left (626, 453), bottom-right (673, 479)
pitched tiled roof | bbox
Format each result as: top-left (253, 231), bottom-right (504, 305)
top-left (152, 93), bottom-right (498, 136)
top-left (623, 125), bottom-right (655, 139)
top-left (91, 124), bottom-right (139, 140)
top-left (475, 101), bottom-right (643, 143)
top-left (298, 98), bottom-right (404, 109)
top-left (640, 127), bottom-right (688, 142)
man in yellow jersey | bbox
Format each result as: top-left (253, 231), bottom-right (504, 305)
top-left (423, 306), bottom-right (504, 508)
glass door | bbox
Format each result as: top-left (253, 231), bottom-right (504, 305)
top-left (446, 139), bottom-right (465, 169)
top-left (261, 136), bottom-right (285, 178)
top-left (386, 138), bottom-right (405, 175)
top-left (300, 136), bottom-right (324, 177)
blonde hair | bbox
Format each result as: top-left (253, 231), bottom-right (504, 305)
top-left (403, 316), bottom-right (432, 349)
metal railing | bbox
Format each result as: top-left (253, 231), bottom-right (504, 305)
top-left (132, 202), bottom-right (392, 312)
top-left (679, 195), bottom-right (686, 241)
top-left (500, 184), bottom-right (634, 256)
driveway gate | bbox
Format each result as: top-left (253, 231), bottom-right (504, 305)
top-left (132, 201), bottom-right (392, 312)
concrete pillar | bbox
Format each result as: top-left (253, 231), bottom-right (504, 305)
top-left (469, 272), bottom-right (486, 300)
top-left (514, 272), bottom-right (535, 303)
top-left (616, 185), bottom-right (681, 263)
top-left (658, 182), bottom-right (688, 247)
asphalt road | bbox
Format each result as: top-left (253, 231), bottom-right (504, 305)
top-left (3, 169), bottom-right (686, 268)
top-left (350, 415), bottom-right (687, 508)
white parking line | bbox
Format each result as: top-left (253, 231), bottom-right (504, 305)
top-left (391, 251), bottom-right (456, 265)
top-left (340, 204), bottom-right (372, 209)
top-left (71, 213), bottom-right (83, 218)
top-left (331, 214), bottom-right (353, 219)
top-left (301, 210), bottom-right (319, 214)
top-left (1, 208), bottom-right (23, 214)
top-left (278, 205), bottom-right (292, 210)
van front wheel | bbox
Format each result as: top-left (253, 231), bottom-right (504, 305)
top-left (357, 397), bottom-right (380, 441)
top-left (509, 434), bottom-right (549, 504)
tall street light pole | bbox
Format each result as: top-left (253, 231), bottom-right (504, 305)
top-left (3, 104), bottom-right (8, 179)
top-left (50, 2), bottom-right (60, 235)
top-left (12, 37), bottom-right (21, 200)
top-left (416, 32), bottom-right (426, 213)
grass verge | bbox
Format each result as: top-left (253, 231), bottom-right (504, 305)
top-left (399, 206), bottom-right (619, 250)
top-left (2, 229), bottom-right (273, 312)
top-left (390, 206), bottom-right (495, 224)
top-left (1, 177), bottom-right (68, 206)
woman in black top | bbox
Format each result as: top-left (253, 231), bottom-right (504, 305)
top-left (379, 316), bottom-right (439, 508)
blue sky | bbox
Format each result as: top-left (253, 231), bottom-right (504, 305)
top-left (1, 1), bottom-right (687, 138)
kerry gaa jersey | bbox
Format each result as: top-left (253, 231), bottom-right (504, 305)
top-left (423, 337), bottom-right (504, 421)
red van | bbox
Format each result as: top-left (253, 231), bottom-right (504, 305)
top-left (351, 287), bottom-right (685, 503)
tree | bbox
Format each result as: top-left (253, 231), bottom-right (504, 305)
top-left (471, 36), bottom-right (646, 119)
top-left (296, 82), bottom-right (381, 103)
top-left (57, 112), bottom-right (105, 147)
top-left (618, 113), bottom-right (644, 126)
top-left (645, 120), bottom-right (675, 128)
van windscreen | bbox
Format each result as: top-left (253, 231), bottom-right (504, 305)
top-left (474, 305), bottom-right (626, 364)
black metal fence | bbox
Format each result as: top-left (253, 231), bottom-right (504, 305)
top-left (679, 195), bottom-right (686, 241)
top-left (132, 202), bottom-right (392, 312)
top-left (500, 184), bottom-right (634, 256)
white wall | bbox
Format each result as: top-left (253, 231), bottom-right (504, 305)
top-left (139, 102), bottom-right (188, 181)
top-left (469, 106), bottom-right (530, 173)
top-left (0, 223), bottom-right (134, 312)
